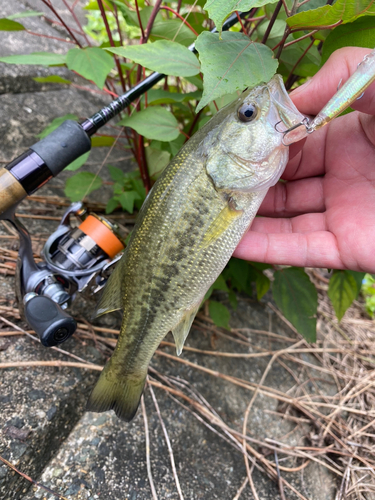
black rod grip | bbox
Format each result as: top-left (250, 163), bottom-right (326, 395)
top-left (30, 120), bottom-right (91, 176)
top-left (24, 295), bottom-right (77, 347)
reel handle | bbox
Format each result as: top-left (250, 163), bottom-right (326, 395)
top-left (24, 295), bottom-right (77, 347)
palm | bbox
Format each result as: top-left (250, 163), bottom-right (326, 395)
top-left (234, 47), bottom-right (375, 272)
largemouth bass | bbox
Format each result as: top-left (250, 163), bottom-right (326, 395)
top-left (87, 75), bottom-right (304, 421)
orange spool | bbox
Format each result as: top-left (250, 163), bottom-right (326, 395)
top-left (79, 215), bottom-right (124, 259)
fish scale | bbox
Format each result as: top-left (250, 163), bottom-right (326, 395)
top-left (87, 74), bottom-right (305, 421)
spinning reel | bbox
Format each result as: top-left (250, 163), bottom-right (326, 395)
top-left (14, 201), bottom-right (125, 347)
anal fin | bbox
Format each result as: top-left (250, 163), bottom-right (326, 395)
top-left (172, 303), bottom-right (200, 356)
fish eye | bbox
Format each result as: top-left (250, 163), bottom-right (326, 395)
top-left (237, 103), bottom-right (258, 122)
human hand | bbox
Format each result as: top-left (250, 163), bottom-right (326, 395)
top-left (234, 47), bottom-right (375, 273)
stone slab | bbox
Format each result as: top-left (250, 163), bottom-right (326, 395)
top-left (0, 0), bottom-right (90, 94)
top-left (22, 299), bottom-right (336, 500)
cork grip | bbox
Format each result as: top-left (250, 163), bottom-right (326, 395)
top-left (0, 168), bottom-right (27, 216)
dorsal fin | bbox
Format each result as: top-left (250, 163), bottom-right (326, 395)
top-left (171, 302), bottom-right (201, 356)
top-left (95, 259), bottom-right (124, 318)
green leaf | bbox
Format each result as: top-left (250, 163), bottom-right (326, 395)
top-left (118, 106), bottom-right (180, 142)
top-left (204, 274), bottom-right (229, 300)
top-left (150, 136), bottom-right (185, 157)
top-left (107, 40), bottom-right (200, 77)
top-left (287, 0), bottom-right (375, 30)
top-left (91, 135), bottom-right (116, 147)
top-left (108, 165), bottom-right (125, 183)
top-left (228, 289), bottom-right (238, 310)
top-left (33, 75), bottom-right (71, 84)
top-left (118, 190), bottom-right (141, 213)
top-left (64, 172), bottom-right (102, 202)
top-left (195, 32), bottom-right (278, 112)
top-left (66, 47), bottom-right (114, 89)
top-left (65, 152), bottom-right (90, 171)
top-left (255, 272), bottom-right (270, 301)
top-left (328, 270), bottom-right (358, 321)
top-left (144, 89), bottom-right (202, 105)
top-left (279, 37), bottom-right (321, 77)
top-left (0, 19), bottom-right (25, 31)
top-left (297, 0), bottom-right (327, 12)
top-left (347, 270), bottom-right (365, 296)
top-left (209, 300), bottom-right (230, 330)
top-left (257, 19), bottom-right (286, 42)
top-left (224, 258), bottom-right (256, 296)
top-left (273, 267), bottom-right (317, 342)
top-left (150, 20), bottom-right (197, 47)
top-left (36, 114), bottom-right (78, 139)
top-left (184, 75), bottom-right (204, 90)
top-left (204, 0), bottom-right (278, 33)
top-left (0, 52), bottom-right (66, 66)
top-left (105, 197), bottom-right (120, 214)
top-left (322, 16), bottom-right (375, 65)
top-left (7, 11), bottom-right (44, 19)
top-left (145, 147), bottom-right (171, 179)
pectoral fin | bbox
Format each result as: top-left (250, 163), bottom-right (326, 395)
top-left (95, 258), bottom-right (124, 318)
top-left (202, 204), bottom-right (241, 248)
top-left (172, 302), bottom-right (201, 356)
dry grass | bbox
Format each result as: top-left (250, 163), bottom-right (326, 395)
top-left (1, 205), bottom-right (375, 499)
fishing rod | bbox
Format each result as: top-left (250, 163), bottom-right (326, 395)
top-left (0, 11), bottom-right (247, 348)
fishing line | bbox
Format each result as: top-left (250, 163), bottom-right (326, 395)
top-left (81, 127), bottom-right (124, 201)
top-left (171, 0), bottom-right (200, 43)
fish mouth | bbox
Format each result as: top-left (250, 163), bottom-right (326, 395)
top-left (267, 74), bottom-right (306, 131)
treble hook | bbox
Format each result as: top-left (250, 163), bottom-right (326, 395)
top-left (274, 117), bottom-right (311, 146)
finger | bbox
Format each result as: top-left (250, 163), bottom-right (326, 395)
top-left (259, 176), bottom-right (325, 217)
top-left (233, 231), bottom-right (344, 270)
top-left (251, 213), bottom-right (327, 234)
top-left (291, 47), bottom-right (375, 116)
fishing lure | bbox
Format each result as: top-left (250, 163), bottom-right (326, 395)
top-left (279, 47), bottom-right (375, 145)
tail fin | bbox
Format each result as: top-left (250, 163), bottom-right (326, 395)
top-left (87, 363), bottom-right (146, 422)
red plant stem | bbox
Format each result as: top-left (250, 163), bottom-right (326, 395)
top-left (235, 11), bottom-right (246, 35)
top-left (134, 0), bottom-right (146, 40)
top-left (246, 15), bottom-right (266, 22)
top-left (61, 0), bottom-right (92, 45)
top-left (248, 17), bottom-right (266, 38)
top-left (40, 0), bottom-right (83, 46)
top-left (71, 83), bottom-right (119, 97)
top-left (97, 0), bottom-right (126, 92)
top-left (25, 29), bottom-right (76, 44)
top-left (113, 3), bottom-right (125, 47)
top-left (143, 0), bottom-right (163, 42)
top-left (177, 0), bottom-right (183, 13)
top-left (159, 6), bottom-right (199, 36)
top-left (275, 27), bottom-right (291, 59)
top-left (285, 39), bottom-right (314, 90)
top-left (186, 108), bottom-right (203, 140)
top-left (138, 134), bottom-right (151, 192)
top-left (180, 130), bottom-right (190, 140)
top-left (42, 16), bottom-right (84, 35)
top-left (261, 0), bottom-right (282, 44)
top-left (283, 30), bottom-right (318, 48)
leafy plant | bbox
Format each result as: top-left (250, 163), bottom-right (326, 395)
top-left (1, 0), bottom-right (374, 341)
top-left (361, 274), bottom-right (375, 318)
